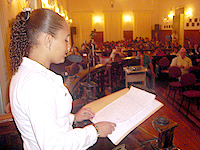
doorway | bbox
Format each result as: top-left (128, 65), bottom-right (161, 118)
top-left (123, 31), bottom-right (133, 41)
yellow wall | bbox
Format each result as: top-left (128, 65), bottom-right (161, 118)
top-left (0, 0), bottom-right (40, 113)
top-left (0, 0), bottom-right (23, 113)
top-left (134, 11), bottom-right (152, 39)
top-left (71, 13), bottom-right (93, 48)
top-left (71, 10), bottom-right (152, 47)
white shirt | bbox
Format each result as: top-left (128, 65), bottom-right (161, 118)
top-left (10, 57), bottom-right (97, 150)
top-left (171, 33), bottom-right (178, 42)
top-left (110, 49), bottom-right (117, 61)
top-left (170, 55), bottom-right (193, 74)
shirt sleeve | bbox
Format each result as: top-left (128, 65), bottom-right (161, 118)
top-left (170, 57), bottom-right (177, 66)
top-left (69, 113), bottom-right (75, 125)
top-left (24, 73), bottom-right (98, 150)
top-left (110, 49), bottom-right (116, 59)
top-left (188, 58), bottom-right (193, 67)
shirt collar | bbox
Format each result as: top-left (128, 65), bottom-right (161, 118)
top-left (21, 57), bottom-right (66, 88)
top-left (21, 57), bottom-right (57, 78)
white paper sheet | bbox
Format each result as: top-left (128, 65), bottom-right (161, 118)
top-left (92, 86), bottom-right (156, 123)
top-left (91, 86), bottom-right (163, 145)
top-left (107, 100), bottom-right (163, 145)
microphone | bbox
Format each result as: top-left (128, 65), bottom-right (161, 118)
top-left (66, 54), bottom-right (83, 62)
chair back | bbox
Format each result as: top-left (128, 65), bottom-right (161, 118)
top-left (189, 66), bottom-right (200, 72)
top-left (180, 73), bottom-right (196, 87)
top-left (158, 57), bottom-right (170, 67)
top-left (114, 54), bottom-right (123, 62)
top-left (99, 57), bottom-right (110, 64)
top-left (168, 66), bottom-right (182, 78)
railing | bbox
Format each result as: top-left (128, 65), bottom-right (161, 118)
top-left (64, 64), bottom-right (107, 100)
top-left (64, 56), bottom-right (140, 100)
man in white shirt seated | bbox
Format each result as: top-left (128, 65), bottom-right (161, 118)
top-left (170, 47), bottom-right (193, 74)
top-left (110, 47), bottom-right (124, 61)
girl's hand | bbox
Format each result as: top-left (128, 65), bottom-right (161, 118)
top-left (95, 122), bottom-right (116, 137)
top-left (75, 108), bottom-right (95, 122)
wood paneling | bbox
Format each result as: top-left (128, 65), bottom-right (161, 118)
top-left (123, 31), bottom-right (133, 41)
top-left (152, 30), bottom-right (200, 49)
top-left (152, 30), bottom-right (172, 43)
top-left (184, 30), bottom-right (200, 48)
top-left (94, 32), bottom-right (103, 43)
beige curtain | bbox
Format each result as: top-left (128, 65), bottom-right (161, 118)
top-left (133, 12), bottom-right (152, 39)
top-left (104, 12), bottom-right (123, 42)
top-left (71, 13), bottom-right (93, 49)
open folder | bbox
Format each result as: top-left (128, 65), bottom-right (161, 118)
top-left (91, 86), bottom-right (163, 145)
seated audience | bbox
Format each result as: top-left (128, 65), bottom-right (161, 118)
top-left (170, 48), bottom-right (193, 74)
top-left (154, 47), bottom-right (165, 56)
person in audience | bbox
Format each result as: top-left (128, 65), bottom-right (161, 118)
top-left (193, 44), bottom-right (199, 55)
top-left (79, 43), bottom-right (90, 57)
top-left (65, 46), bottom-right (84, 75)
top-left (171, 30), bottom-right (178, 44)
top-left (170, 47), bottom-right (179, 56)
top-left (185, 45), bottom-right (196, 66)
top-left (195, 46), bottom-right (200, 65)
top-left (164, 41), bottom-right (171, 49)
top-left (165, 33), bottom-right (171, 43)
top-left (172, 41), bottom-right (179, 48)
top-left (154, 47), bottom-right (165, 56)
top-left (187, 44), bottom-right (195, 56)
top-left (136, 50), bottom-right (156, 89)
top-left (170, 47), bottom-right (193, 74)
top-left (110, 46), bottom-right (124, 61)
top-left (138, 44), bottom-right (145, 50)
top-left (9, 8), bottom-right (116, 150)
top-left (71, 46), bottom-right (81, 56)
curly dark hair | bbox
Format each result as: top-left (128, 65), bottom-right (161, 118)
top-left (9, 8), bottom-right (66, 75)
top-left (9, 11), bottom-right (30, 74)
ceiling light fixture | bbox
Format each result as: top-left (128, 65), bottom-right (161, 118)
top-left (110, 1), bottom-right (114, 8)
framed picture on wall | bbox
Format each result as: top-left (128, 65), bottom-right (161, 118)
top-left (192, 23), bottom-right (195, 26)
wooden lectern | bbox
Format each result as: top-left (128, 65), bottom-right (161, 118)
top-left (151, 117), bottom-right (180, 150)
